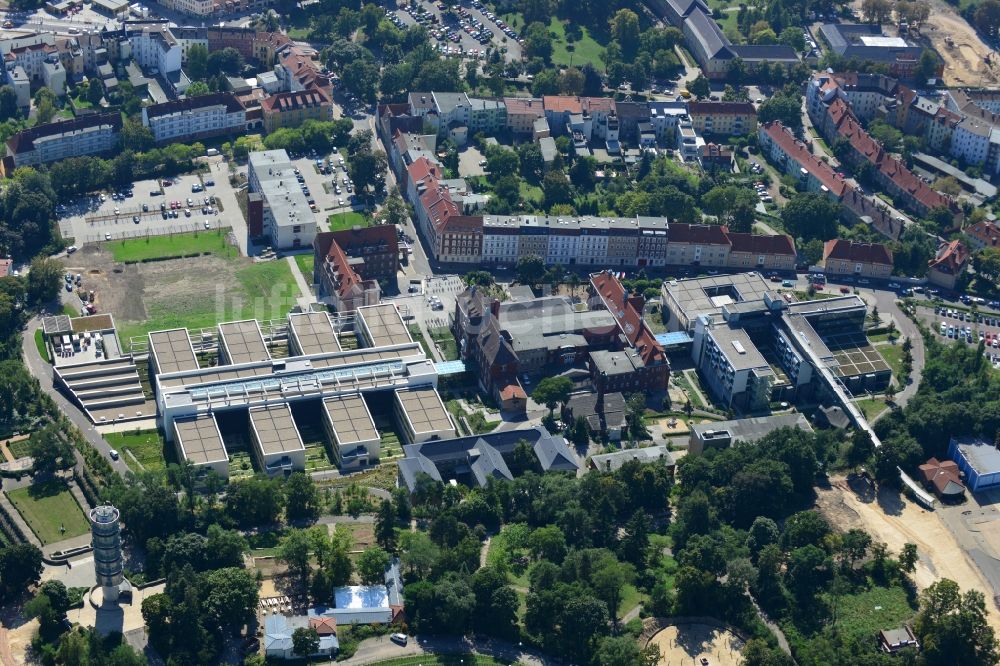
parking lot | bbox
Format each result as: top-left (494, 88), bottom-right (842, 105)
top-left (57, 172), bottom-right (237, 248)
top-left (393, 0), bottom-right (522, 62)
top-left (918, 304), bottom-right (1000, 369)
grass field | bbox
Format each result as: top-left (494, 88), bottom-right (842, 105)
top-left (328, 211), bottom-right (369, 231)
top-left (293, 253), bottom-right (314, 283)
top-left (854, 397), bottom-right (888, 421)
top-left (34, 329), bottom-right (49, 363)
top-left (116, 258), bottom-right (302, 342)
top-left (105, 429), bottom-right (170, 473)
top-left (428, 326), bottom-right (459, 361)
top-left (877, 343), bottom-right (905, 383)
top-left (7, 481), bottom-right (90, 545)
top-left (826, 585), bottom-right (916, 645)
top-left (109, 229), bottom-right (237, 263)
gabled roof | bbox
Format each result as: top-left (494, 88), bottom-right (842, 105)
top-left (668, 222), bottom-right (731, 245)
top-left (928, 239), bottom-right (967, 275)
top-left (823, 239), bottom-right (893, 265)
top-left (6, 112), bottom-right (123, 155)
top-left (760, 121), bottom-right (848, 197)
top-left (727, 232), bottom-right (796, 256)
top-left (144, 92), bottom-right (244, 119)
top-left (966, 219), bottom-right (1000, 247)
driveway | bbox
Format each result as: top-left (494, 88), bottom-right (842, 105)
top-left (21, 313), bottom-right (129, 476)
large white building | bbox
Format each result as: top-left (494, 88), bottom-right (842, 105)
top-left (141, 92), bottom-right (247, 144)
top-left (4, 113), bottom-right (123, 169)
top-left (247, 149), bottom-right (317, 250)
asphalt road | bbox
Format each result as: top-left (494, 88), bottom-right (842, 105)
top-left (21, 314), bottom-right (131, 476)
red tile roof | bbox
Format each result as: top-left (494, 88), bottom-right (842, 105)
top-left (542, 96), bottom-right (583, 114)
top-left (966, 220), bottom-right (1000, 248)
top-left (667, 223), bottom-right (731, 245)
top-left (918, 457), bottom-right (965, 496)
top-left (499, 383), bottom-right (527, 400)
top-left (589, 271), bottom-right (666, 366)
top-left (823, 239), bottom-right (893, 266)
top-left (928, 239), bottom-right (968, 275)
top-left (309, 617), bottom-right (337, 635)
top-left (761, 121), bottom-right (847, 197)
top-left (727, 232), bottom-right (796, 256)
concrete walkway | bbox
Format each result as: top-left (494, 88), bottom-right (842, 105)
top-left (284, 255), bottom-right (313, 310)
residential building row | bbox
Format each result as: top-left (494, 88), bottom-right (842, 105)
top-left (3, 26), bottom-right (333, 167)
top-left (758, 120), bottom-right (907, 240)
top-left (807, 73), bottom-right (961, 221)
top-left (651, 0), bottom-right (800, 78)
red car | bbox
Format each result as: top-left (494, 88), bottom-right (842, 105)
top-left (840, 286), bottom-right (850, 294)
top-left (812, 283), bottom-right (824, 290)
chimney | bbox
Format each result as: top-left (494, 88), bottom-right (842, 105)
top-left (490, 298), bottom-right (500, 318)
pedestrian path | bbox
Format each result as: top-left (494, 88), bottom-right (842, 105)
top-left (285, 255), bottom-right (313, 310)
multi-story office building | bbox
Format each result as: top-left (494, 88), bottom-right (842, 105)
top-left (141, 92), bottom-right (247, 143)
top-left (247, 149), bottom-right (316, 249)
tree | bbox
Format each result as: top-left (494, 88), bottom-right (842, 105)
top-left (558, 67), bottom-right (585, 95)
top-left (284, 473), bottom-right (320, 523)
top-left (375, 188), bottom-right (409, 226)
top-left (34, 88), bottom-right (56, 124)
top-left (186, 44), bottom-right (209, 81)
top-left (542, 170), bottom-right (573, 208)
top-left (485, 146), bottom-right (520, 179)
top-left (917, 48), bottom-right (939, 81)
top-left (524, 22), bottom-right (554, 61)
top-left (516, 255), bottom-right (546, 286)
top-left (357, 546), bottom-right (390, 584)
top-left (86, 78), bottom-right (104, 106)
top-left (976, 0), bottom-right (1000, 37)
top-left (25, 256), bottom-right (61, 305)
top-left (292, 626), bottom-right (320, 658)
top-left (758, 86), bottom-right (804, 130)
top-left (518, 142), bottom-right (545, 182)
top-left (0, 542), bottom-right (43, 600)
top-left (207, 47), bottom-right (244, 76)
top-left (592, 559), bottom-right (635, 624)
top-left (914, 579), bottom-right (999, 665)
top-left (277, 529), bottom-right (313, 581)
top-left (869, 120), bottom-right (903, 153)
top-left (375, 498), bottom-right (397, 552)
top-left (900, 543), bottom-right (919, 574)
top-left (28, 425), bottom-right (74, 475)
top-left (348, 150), bottom-right (388, 197)
top-left (224, 477), bottom-right (283, 528)
top-left (610, 9), bottom-right (641, 58)
top-left (200, 567), bottom-right (259, 633)
top-left (862, 0), bottom-right (893, 23)
top-left (569, 156), bottom-right (597, 190)
top-left (688, 75), bottom-right (710, 99)
top-left (528, 525), bottom-right (567, 563)
top-left (781, 192), bottom-right (841, 242)
top-left (121, 118), bottom-right (154, 152)
top-left (343, 60), bottom-right (381, 105)
top-left (531, 376), bottom-right (573, 416)
top-left (0, 86), bottom-right (18, 122)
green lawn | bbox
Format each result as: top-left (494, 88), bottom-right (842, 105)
top-left (854, 397), bottom-right (889, 421)
top-left (117, 259), bottom-right (301, 342)
top-left (877, 343), bottom-right (906, 384)
top-left (328, 211), bottom-right (369, 231)
top-left (8, 438), bottom-right (32, 460)
top-left (293, 253), bottom-right (314, 282)
top-left (33, 329), bottom-right (49, 363)
top-left (548, 18), bottom-right (605, 69)
top-left (519, 182), bottom-right (543, 206)
top-left (109, 229), bottom-right (237, 263)
top-left (428, 326), bottom-right (459, 361)
top-left (105, 429), bottom-right (170, 473)
top-left (62, 303), bottom-right (78, 317)
top-left (7, 481), bottom-right (90, 545)
top-left (826, 586), bottom-right (916, 645)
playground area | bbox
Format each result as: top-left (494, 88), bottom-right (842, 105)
top-left (648, 622), bottom-right (745, 666)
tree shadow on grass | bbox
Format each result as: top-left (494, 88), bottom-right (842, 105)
top-left (25, 478), bottom-right (69, 501)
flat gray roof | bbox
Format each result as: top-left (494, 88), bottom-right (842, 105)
top-left (173, 414), bottom-right (227, 465)
top-left (288, 311), bottom-right (342, 356)
top-left (249, 404), bottom-right (304, 456)
top-left (324, 394), bottom-right (379, 445)
top-left (149, 328), bottom-right (199, 374)
top-left (955, 438), bottom-right (1000, 475)
top-left (591, 445), bottom-right (676, 471)
top-left (218, 319), bottom-right (270, 365)
top-left (708, 326), bottom-right (770, 371)
top-left (358, 304), bottom-right (412, 348)
top-left (691, 413), bottom-right (813, 442)
top-left (395, 387), bottom-right (454, 437)
top-left (663, 272), bottom-right (773, 327)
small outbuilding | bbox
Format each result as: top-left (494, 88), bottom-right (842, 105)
top-left (878, 626), bottom-right (919, 654)
top-left (918, 457), bottom-right (966, 501)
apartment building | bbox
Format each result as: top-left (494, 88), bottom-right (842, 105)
top-left (3, 112), bottom-right (122, 170)
top-left (504, 97), bottom-right (545, 135)
top-left (821, 239), bottom-right (893, 278)
top-left (693, 320), bottom-right (775, 411)
top-left (312, 231), bottom-right (384, 312)
top-left (758, 121), bottom-right (848, 200)
top-left (663, 223), bottom-right (731, 267)
top-left (926, 239), bottom-right (968, 290)
top-left (965, 219), bottom-right (1000, 251)
top-left (120, 21), bottom-right (181, 78)
top-left (247, 149), bottom-right (317, 249)
top-left (141, 92), bottom-right (247, 144)
top-left (406, 92), bottom-right (506, 142)
top-left (648, 101), bottom-right (689, 143)
top-left (261, 88), bottom-right (331, 132)
top-left (687, 100), bottom-right (757, 136)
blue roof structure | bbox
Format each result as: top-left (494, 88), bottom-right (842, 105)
top-left (655, 331), bottom-right (693, 347)
top-left (434, 360), bottom-right (467, 375)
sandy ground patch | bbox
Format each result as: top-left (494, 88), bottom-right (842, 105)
top-left (817, 476), bottom-right (1000, 633)
top-left (923, 1), bottom-right (1000, 86)
top-left (649, 623), bottom-right (744, 666)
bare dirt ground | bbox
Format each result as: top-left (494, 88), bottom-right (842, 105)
top-left (649, 623), bottom-right (744, 666)
top-left (922, 0), bottom-right (999, 86)
top-left (817, 475), bottom-right (1000, 633)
